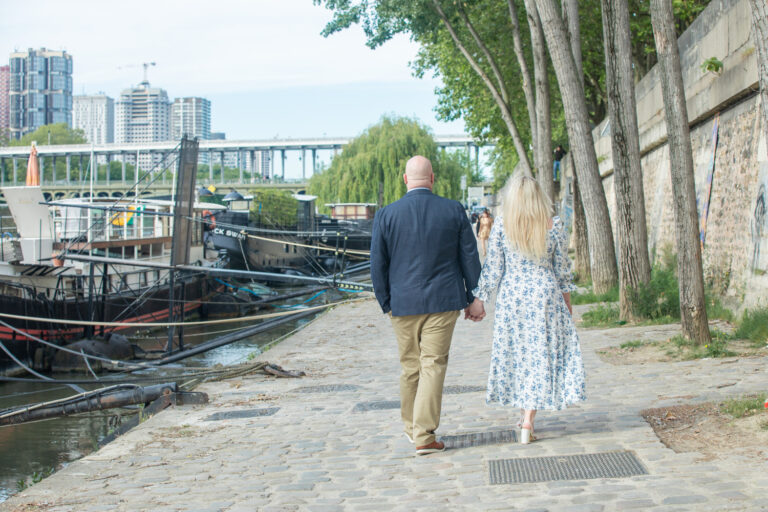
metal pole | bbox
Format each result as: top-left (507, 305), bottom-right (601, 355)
top-left (12, 157), bottom-right (17, 185)
top-left (302, 148), bottom-right (306, 180)
top-left (86, 262), bottom-right (95, 338)
top-left (121, 153), bottom-right (126, 184)
top-left (209, 151), bottom-right (213, 181)
top-left (311, 148), bottom-right (316, 177)
top-left (100, 263), bottom-right (108, 337)
top-left (281, 149), bottom-right (286, 179)
top-left (66, 155), bottom-right (71, 182)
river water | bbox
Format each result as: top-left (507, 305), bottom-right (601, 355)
top-left (0, 290), bottom-right (339, 503)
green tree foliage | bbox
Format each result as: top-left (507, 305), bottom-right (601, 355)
top-left (9, 123), bottom-right (87, 147)
top-left (628, 0), bottom-right (710, 79)
top-left (308, 116), bottom-right (474, 210)
top-left (249, 190), bottom-right (300, 227)
top-left (315, 0), bottom-right (709, 189)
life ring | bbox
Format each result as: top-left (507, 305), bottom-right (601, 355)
top-left (202, 210), bottom-right (216, 230)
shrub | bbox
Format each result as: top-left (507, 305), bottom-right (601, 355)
top-left (628, 253), bottom-right (680, 320)
top-left (735, 307), bottom-right (768, 345)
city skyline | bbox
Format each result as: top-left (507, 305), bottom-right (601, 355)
top-left (0, 0), bottom-right (465, 141)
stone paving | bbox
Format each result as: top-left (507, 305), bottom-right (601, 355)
top-left (2, 297), bottom-right (767, 511)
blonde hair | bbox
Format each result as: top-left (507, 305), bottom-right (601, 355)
top-left (503, 175), bottom-right (553, 260)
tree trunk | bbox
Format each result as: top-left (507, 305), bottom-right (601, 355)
top-left (563, 0), bottom-right (584, 83)
top-left (749, 0), bottom-right (768, 153)
top-left (572, 162), bottom-right (591, 280)
top-left (650, 0), bottom-right (711, 344)
top-left (432, 0), bottom-right (533, 176)
top-left (602, 0), bottom-right (652, 320)
top-left (507, 0), bottom-right (538, 158)
top-left (533, 0), bottom-right (619, 294)
top-left (562, 0), bottom-right (590, 281)
top-left (523, 0), bottom-right (555, 202)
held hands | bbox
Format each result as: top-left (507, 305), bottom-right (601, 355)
top-left (464, 298), bottom-right (486, 322)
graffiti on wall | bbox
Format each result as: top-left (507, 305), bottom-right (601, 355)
top-left (751, 167), bottom-right (768, 273)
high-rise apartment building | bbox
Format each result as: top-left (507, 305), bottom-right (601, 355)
top-left (0, 66), bottom-right (9, 140)
top-left (171, 97), bottom-right (210, 141)
top-left (73, 94), bottom-right (114, 144)
top-left (8, 48), bottom-right (73, 139)
top-left (115, 81), bottom-right (170, 144)
top-left (259, 151), bottom-right (272, 178)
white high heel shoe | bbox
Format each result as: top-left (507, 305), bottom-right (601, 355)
top-left (520, 422), bottom-right (536, 444)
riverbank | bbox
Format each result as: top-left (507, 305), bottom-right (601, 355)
top-left (3, 297), bottom-right (767, 511)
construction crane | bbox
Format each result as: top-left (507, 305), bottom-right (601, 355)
top-left (116, 62), bottom-right (156, 83)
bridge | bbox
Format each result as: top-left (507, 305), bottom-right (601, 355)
top-left (0, 135), bottom-right (490, 198)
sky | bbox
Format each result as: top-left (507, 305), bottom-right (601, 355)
top-left (0, 0), bottom-right (466, 142)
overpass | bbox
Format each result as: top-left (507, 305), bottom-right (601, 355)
top-left (0, 135), bottom-right (489, 188)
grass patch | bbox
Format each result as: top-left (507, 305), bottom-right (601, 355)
top-left (720, 394), bottom-right (768, 419)
top-left (580, 304), bottom-right (624, 328)
top-left (734, 307), bottom-right (768, 346)
top-left (620, 340), bottom-right (647, 349)
top-left (668, 329), bottom-right (737, 358)
top-left (577, 247), bottom-right (738, 329)
top-left (572, 286), bottom-right (619, 305)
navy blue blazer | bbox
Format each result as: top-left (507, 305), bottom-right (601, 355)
top-left (370, 189), bottom-right (482, 316)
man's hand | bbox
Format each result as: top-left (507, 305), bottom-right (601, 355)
top-left (464, 298), bottom-right (486, 322)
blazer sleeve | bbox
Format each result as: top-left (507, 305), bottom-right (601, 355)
top-left (370, 209), bottom-right (391, 313)
top-left (457, 204), bottom-right (482, 304)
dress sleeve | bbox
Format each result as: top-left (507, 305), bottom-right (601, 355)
top-left (552, 217), bottom-right (577, 293)
top-left (471, 218), bottom-right (505, 302)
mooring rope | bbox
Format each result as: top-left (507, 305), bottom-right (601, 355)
top-left (241, 231), bottom-right (371, 256)
top-left (0, 296), bottom-right (371, 328)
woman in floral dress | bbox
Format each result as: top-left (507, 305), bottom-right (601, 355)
top-left (472, 176), bottom-right (586, 444)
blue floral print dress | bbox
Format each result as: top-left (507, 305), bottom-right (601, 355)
top-left (472, 216), bottom-right (586, 410)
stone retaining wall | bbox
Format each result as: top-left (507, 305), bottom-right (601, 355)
top-left (592, 0), bottom-right (768, 310)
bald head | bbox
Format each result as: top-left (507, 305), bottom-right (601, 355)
top-left (403, 155), bottom-right (434, 190)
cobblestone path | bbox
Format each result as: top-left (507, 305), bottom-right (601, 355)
top-left (3, 298), bottom-right (767, 511)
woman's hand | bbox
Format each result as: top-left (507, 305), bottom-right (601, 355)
top-left (464, 298), bottom-right (486, 322)
top-left (563, 292), bottom-right (572, 315)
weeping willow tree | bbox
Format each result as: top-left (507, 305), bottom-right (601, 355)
top-left (309, 116), bottom-right (472, 211)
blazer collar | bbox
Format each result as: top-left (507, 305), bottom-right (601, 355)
top-left (406, 188), bottom-right (433, 196)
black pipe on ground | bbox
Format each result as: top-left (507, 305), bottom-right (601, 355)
top-left (0, 382), bottom-right (177, 426)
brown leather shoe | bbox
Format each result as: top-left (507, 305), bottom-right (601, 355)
top-left (415, 441), bottom-right (445, 455)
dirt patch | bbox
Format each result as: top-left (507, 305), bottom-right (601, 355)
top-left (597, 338), bottom-right (767, 365)
top-left (641, 402), bottom-right (768, 461)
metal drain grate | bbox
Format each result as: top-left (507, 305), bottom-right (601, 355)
top-left (444, 385), bottom-right (486, 394)
top-left (293, 384), bottom-right (360, 393)
top-left (442, 429), bottom-right (516, 449)
top-left (489, 451), bottom-right (647, 484)
top-left (204, 407), bottom-right (280, 421)
top-left (352, 400), bottom-right (401, 412)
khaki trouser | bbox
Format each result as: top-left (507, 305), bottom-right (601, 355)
top-left (390, 310), bottom-right (460, 447)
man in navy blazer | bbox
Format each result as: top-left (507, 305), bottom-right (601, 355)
top-left (370, 155), bottom-right (483, 455)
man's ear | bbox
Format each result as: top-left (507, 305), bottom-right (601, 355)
top-left (403, 173), bottom-right (408, 185)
